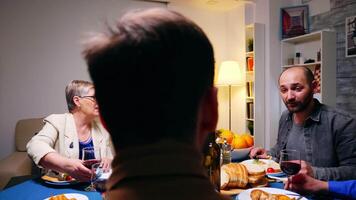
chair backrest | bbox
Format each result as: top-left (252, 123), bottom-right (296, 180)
top-left (15, 118), bottom-right (44, 152)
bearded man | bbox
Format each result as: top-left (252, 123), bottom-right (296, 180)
top-left (250, 66), bottom-right (356, 181)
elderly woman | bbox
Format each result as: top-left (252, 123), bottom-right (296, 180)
top-left (27, 80), bottom-right (114, 181)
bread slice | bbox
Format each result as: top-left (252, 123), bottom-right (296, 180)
top-left (249, 177), bottom-right (268, 188)
top-left (42, 175), bottom-right (59, 182)
top-left (248, 173), bottom-right (266, 184)
top-left (220, 163), bottom-right (249, 189)
top-left (242, 159), bottom-right (281, 174)
top-left (242, 162), bottom-right (265, 176)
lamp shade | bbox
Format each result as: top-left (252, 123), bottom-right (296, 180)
top-left (217, 61), bottom-right (242, 86)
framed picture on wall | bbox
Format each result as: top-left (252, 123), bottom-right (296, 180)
top-left (346, 15), bottom-right (356, 57)
top-left (281, 5), bottom-right (309, 39)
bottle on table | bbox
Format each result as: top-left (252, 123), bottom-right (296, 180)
top-left (203, 131), bottom-right (221, 192)
top-left (221, 139), bottom-right (232, 165)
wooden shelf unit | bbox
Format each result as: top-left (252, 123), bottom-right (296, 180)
top-left (280, 30), bottom-right (336, 108)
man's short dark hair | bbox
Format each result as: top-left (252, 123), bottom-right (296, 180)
top-left (83, 8), bottom-right (215, 149)
top-left (279, 66), bottom-right (315, 85)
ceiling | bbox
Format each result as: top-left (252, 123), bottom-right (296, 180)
top-left (140, 0), bottom-right (255, 11)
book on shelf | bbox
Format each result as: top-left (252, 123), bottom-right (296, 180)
top-left (246, 102), bottom-right (254, 119)
top-left (247, 57), bottom-right (254, 71)
top-left (246, 81), bottom-right (254, 98)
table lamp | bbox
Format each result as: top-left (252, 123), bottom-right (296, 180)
top-left (217, 60), bottom-right (242, 131)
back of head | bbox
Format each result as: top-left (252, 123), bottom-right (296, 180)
top-left (83, 8), bottom-right (215, 150)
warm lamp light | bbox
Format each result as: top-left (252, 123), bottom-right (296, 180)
top-left (217, 60), bottom-right (242, 131)
top-left (217, 61), bottom-right (242, 86)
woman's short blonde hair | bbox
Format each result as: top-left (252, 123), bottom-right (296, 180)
top-left (65, 80), bottom-right (94, 112)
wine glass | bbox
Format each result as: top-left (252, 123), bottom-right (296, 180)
top-left (86, 162), bottom-right (104, 192)
top-left (82, 147), bottom-right (102, 192)
top-left (82, 147), bottom-right (101, 169)
top-left (279, 149), bottom-right (301, 183)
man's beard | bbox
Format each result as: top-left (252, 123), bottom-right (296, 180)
top-left (284, 92), bottom-right (314, 113)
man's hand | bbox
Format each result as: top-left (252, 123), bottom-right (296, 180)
top-left (249, 147), bottom-right (269, 159)
top-left (299, 160), bottom-right (314, 177)
top-left (284, 173), bottom-right (328, 194)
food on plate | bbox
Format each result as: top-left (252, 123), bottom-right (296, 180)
top-left (266, 168), bottom-right (275, 173)
top-left (266, 160), bottom-right (280, 168)
top-left (252, 159), bottom-right (267, 165)
top-left (249, 159), bottom-right (282, 174)
top-left (243, 162), bottom-right (268, 187)
top-left (250, 189), bottom-right (296, 200)
top-left (265, 160), bottom-right (282, 174)
top-left (221, 163), bottom-right (248, 190)
top-left (49, 194), bottom-right (77, 200)
top-left (42, 170), bottom-right (75, 182)
top-left (221, 160), bottom-right (277, 190)
top-left (65, 175), bottom-right (73, 181)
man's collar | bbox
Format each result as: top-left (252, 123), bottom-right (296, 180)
top-left (106, 140), bottom-right (207, 190)
top-left (308, 99), bottom-right (322, 122)
top-left (286, 98), bottom-right (322, 122)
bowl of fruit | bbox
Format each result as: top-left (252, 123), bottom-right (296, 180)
top-left (217, 129), bottom-right (254, 161)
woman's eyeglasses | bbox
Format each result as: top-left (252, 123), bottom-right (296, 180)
top-left (79, 95), bottom-right (96, 102)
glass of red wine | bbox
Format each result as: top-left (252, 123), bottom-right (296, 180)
top-left (82, 147), bottom-right (101, 168)
top-left (82, 147), bottom-right (101, 192)
top-left (279, 149), bottom-right (301, 182)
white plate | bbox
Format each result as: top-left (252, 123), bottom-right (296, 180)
top-left (240, 159), bottom-right (280, 171)
top-left (266, 171), bottom-right (285, 177)
top-left (41, 176), bottom-right (78, 186)
top-left (237, 187), bottom-right (307, 200)
top-left (44, 193), bottom-right (88, 200)
top-left (41, 173), bottom-right (78, 186)
top-left (267, 174), bottom-right (288, 182)
top-left (44, 180), bottom-right (74, 186)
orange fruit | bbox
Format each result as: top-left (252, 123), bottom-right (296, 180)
top-left (231, 134), bottom-right (249, 149)
top-left (242, 133), bottom-right (254, 147)
top-left (220, 130), bottom-right (234, 144)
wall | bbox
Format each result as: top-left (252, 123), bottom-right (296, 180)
top-left (253, 0), bottom-right (297, 149)
top-left (308, 0), bottom-right (356, 115)
top-left (0, 0), bottom-right (165, 160)
top-left (169, 2), bottom-right (247, 134)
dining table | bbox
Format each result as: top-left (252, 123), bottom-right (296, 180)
top-left (0, 175), bottom-right (102, 200)
top-left (231, 182), bottom-right (287, 200)
top-left (227, 155), bottom-right (313, 200)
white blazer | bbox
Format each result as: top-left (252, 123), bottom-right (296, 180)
top-left (27, 113), bottom-right (114, 165)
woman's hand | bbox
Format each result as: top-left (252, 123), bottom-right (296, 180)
top-left (101, 157), bottom-right (112, 172)
top-left (39, 152), bottom-right (92, 182)
top-left (64, 159), bottom-right (92, 182)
